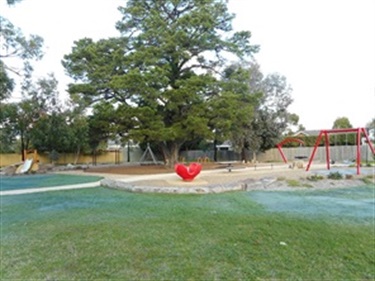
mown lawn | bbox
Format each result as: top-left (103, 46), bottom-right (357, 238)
top-left (1, 186), bottom-right (374, 280)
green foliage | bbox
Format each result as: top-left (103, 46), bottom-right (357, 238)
top-left (0, 16), bottom-right (44, 61)
top-left (332, 117), bottom-right (355, 145)
top-left (307, 174), bottom-right (325, 181)
top-left (286, 179), bottom-right (301, 187)
top-left (86, 102), bottom-right (119, 151)
top-left (332, 116), bottom-right (353, 129)
top-left (228, 63), bottom-right (295, 160)
top-left (63, 0), bottom-right (259, 164)
top-left (0, 16), bottom-right (44, 99)
top-left (48, 149), bottom-right (60, 163)
top-left (327, 171), bottom-right (343, 180)
top-left (0, 103), bottom-right (18, 152)
top-left (0, 72), bottom-right (93, 156)
top-left (30, 113), bottom-right (72, 154)
top-left (0, 61), bottom-right (14, 100)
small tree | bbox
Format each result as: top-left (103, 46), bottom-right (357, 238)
top-left (0, 102), bottom-right (18, 152)
top-left (230, 63), bottom-right (296, 161)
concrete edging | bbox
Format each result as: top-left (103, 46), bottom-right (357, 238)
top-left (101, 178), bottom-right (245, 194)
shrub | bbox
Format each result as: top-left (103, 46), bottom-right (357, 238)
top-left (307, 174), bottom-right (324, 181)
top-left (327, 171), bottom-right (343, 180)
top-left (286, 179), bottom-right (301, 187)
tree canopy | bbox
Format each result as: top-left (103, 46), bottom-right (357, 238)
top-left (0, 1), bottom-right (44, 100)
top-left (63, 0), bottom-right (259, 164)
top-left (332, 117), bottom-right (353, 129)
top-left (226, 63), bottom-right (296, 161)
top-left (332, 117), bottom-right (355, 145)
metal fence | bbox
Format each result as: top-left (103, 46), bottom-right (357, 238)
top-left (180, 145), bottom-right (374, 163)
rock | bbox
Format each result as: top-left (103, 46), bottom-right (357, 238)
top-left (1, 165), bottom-right (17, 175)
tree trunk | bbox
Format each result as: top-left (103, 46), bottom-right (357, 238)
top-left (161, 142), bottom-right (181, 168)
top-left (252, 151), bottom-right (257, 163)
top-left (20, 132), bottom-right (25, 161)
top-left (241, 147), bottom-right (248, 163)
top-left (213, 139), bottom-right (218, 162)
top-left (73, 145), bottom-right (81, 165)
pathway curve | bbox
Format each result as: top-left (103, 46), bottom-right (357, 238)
top-left (0, 181), bottom-right (102, 196)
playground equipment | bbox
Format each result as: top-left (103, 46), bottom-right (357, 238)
top-left (306, 128), bottom-right (375, 175)
top-left (175, 162), bottom-right (202, 181)
top-left (15, 150), bottom-right (39, 174)
top-left (139, 143), bottom-right (161, 165)
top-left (276, 138), bottom-right (306, 163)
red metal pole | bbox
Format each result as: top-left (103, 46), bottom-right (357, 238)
top-left (361, 127), bottom-right (375, 155)
top-left (324, 131), bottom-right (331, 170)
top-left (277, 145), bottom-right (288, 163)
top-left (356, 128), bottom-right (361, 175)
top-left (306, 131), bottom-right (324, 171)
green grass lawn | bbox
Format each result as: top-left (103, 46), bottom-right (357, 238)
top-left (1, 185), bottom-right (374, 280)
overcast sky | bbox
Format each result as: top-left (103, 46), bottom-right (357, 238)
top-left (1, 0), bottom-right (374, 130)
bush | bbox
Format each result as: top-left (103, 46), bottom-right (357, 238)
top-left (327, 171), bottom-right (343, 180)
top-left (286, 179), bottom-right (301, 187)
top-left (307, 174), bottom-right (324, 181)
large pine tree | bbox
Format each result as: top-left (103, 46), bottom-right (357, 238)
top-left (63, 0), bottom-right (259, 164)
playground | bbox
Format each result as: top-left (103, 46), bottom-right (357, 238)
top-left (1, 128), bottom-right (374, 278)
top-left (1, 162), bottom-right (373, 197)
top-left (1, 157), bottom-right (374, 279)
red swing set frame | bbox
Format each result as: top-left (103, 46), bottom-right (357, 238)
top-left (306, 128), bottom-right (375, 175)
top-left (277, 128), bottom-right (375, 175)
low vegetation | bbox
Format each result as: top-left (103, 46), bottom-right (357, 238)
top-left (327, 171), bottom-right (343, 180)
top-left (306, 174), bottom-right (325, 181)
top-left (361, 175), bottom-right (374, 185)
top-left (286, 179), bottom-right (301, 187)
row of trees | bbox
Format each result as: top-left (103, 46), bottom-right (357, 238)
top-left (2, 0), bottom-right (303, 164)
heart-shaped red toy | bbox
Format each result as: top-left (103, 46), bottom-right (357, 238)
top-left (174, 162), bottom-right (202, 181)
